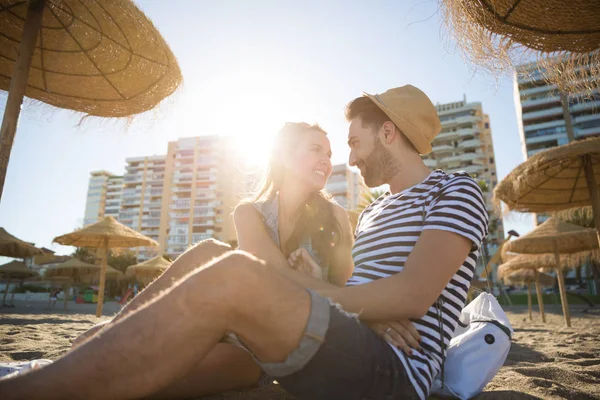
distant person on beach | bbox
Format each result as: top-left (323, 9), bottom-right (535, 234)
top-left (48, 289), bottom-right (59, 309)
top-left (0, 86), bottom-right (488, 400)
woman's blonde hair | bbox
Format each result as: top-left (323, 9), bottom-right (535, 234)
top-left (251, 122), bottom-right (342, 268)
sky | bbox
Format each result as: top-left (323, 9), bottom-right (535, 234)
top-left (0, 0), bottom-right (535, 257)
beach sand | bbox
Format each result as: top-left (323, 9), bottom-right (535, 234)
top-left (1, 300), bottom-right (599, 399)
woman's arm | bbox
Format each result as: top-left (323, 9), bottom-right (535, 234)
top-left (233, 203), bottom-right (292, 270)
top-left (234, 203), bottom-right (333, 290)
top-left (328, 204), bottom-right (355, 286)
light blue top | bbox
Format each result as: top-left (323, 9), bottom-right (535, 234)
top-left (253, 193), bottom-right (329, 279)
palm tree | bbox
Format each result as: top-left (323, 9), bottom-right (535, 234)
top-left (357, 189), bottom-right (386, 212)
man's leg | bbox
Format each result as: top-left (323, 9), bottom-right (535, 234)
top-left (73, 239), bottom-right (231, 347)
top-left (0, 251), bottom-right (311, 400)
top-left (143, 343), bottom-right (262, 400)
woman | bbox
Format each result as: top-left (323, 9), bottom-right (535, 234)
top-left (70, 122), bottom-right (354, 399)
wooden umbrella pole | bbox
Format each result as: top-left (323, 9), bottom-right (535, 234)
top-left (63, 284), bottom-right (68, 311)
top-left (2, 277), bottom-right (12, 307)
top-left (534, 270), bottom-right (546, 323)
top-left (554, 242), bottom-right (571, 327)
top-left (0, 0), bottom-right (45, 202)
top-left (582, 154), bottom-right (600, 293)
top-left (527, 283), bottom-right (532, 321)
top-left (96, 237), bottom-right (109, 317)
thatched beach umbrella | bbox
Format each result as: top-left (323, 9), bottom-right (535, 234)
top-left (54, 216), bottom-right (157, 317)
top-left (0, 227), bottom-right (45, 258)
top-left (498, 264), bottom-right (555, 321)
top-left (45, 257), bottom-right (101, 310)
top-left (0, 0), bottom-right (182, 200)
top-left (126, 255), bottom-right (170, 285)
top-left (441, 0), bottom-right (600, 94)
top-left (0, 260), bottom-right (38, 307)
top-left (497, 254), bottom-right (562, 322)
top-left (503, 218), bottom-right (597, 326)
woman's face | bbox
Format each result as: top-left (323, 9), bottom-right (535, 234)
top-left (285, 130), bottom-right (333, 191)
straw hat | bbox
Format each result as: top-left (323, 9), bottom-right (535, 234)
top-left (441, 0), bottom-right (600, 94)
top-left (0, 0), bottom-right (182, 117)
top-left (54, 216), bottom-right (158, 248)
top-left (0, 227), bottom-right (45, 258)
top-left (363, 85), bottom-right (441, 155)
top-left (504, 218), bottom-right (598, 255)
top-left (493, 137), bottom-right (600, 213)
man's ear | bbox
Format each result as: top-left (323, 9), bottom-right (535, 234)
top-left (381, 121), bottom-right (396, 145)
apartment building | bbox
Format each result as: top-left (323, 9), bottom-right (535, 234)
top-left (423, 97), bottom-right (504, 259)
top-left (118, 155), bottom-right (166, 260)
top-left (325, 164), bottom-right (368, 211)
top-left (83, 170), bottom-right (115, 226)
top-left (104, 176), bottom-right (123, 219)
top-left (515, 61), bottom-right (600, 159)
top-left (515, 60), bottom-right (600, 225)
top-left (163, 136), bottom-right (244, 258)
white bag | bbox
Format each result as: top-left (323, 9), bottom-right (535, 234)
top-left (431, 293), bottom-right (513, 399)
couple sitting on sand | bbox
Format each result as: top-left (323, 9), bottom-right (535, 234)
top-left (0, 85), bottom-right (488, 400)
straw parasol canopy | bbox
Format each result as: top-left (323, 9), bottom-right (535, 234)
top-left (498, 267), bottom-right (555, 287)
top-left (81, 264), bottom-right (123, 283)
top-left (0, 0), bottom-right (182, 200)
top-left (441, 0), bottom-right (600, 94)
top-left (502, 218), bottom-right (597, 326)
top-left (0, 259), bottom-right (38, 279)
top-left (0, 0), bottom-right (182, 117)
top-left (125, 255), bottom-right (170, 284)
top-left (0, 227), bottom-right (45, 258)
top-left (0, 260), bottom-right (38, 306)
top-left (494, 138), bottom-right (600, 214)
top-left (503, 219), bottom-right (598, 255)
top-left (54, 216), bottom-right (157, 316)
top-left (44, 257), bottom-right (101, 279)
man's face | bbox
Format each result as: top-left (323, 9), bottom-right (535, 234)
top-left (347, 118), bottom-right (399, 187)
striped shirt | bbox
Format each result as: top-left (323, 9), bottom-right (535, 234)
top-left (347, 170), bottom-right (489, 400)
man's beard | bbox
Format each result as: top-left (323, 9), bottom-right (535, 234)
top-left (359, 138), bottom-right (400, 188)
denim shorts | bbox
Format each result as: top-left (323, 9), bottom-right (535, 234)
top-left (250, 289), bottom-right (420, 400)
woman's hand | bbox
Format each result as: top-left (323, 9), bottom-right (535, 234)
top-left (288, 248), bottom-right (324, 281)
top-left (369, 320), bottom-right (422, 356)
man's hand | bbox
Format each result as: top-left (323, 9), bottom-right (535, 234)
top-left (288, 248), bottom-right (324, 281)
top-left (369, 320), bottom-right (422, 356)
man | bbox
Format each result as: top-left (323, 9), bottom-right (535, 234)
top-left (0, 85), bottom-right (488, 400)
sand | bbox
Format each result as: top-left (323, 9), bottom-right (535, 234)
top-left (1, 300), bottom-right (600, 399)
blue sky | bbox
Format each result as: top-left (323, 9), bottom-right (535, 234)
top-left (0, 0), bottom-right (534, 256)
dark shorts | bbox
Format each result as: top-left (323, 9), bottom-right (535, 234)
top-left (252, 290), bottom-right (420, 400)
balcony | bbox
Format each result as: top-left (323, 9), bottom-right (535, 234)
top-left (192, 234), bottom-right (212, 243)
top-left (121, 199), bottom-right (140, 206)
top-left (462, 164), bottom-right (485, 174)
top-left (423, 158), bottom-right (437, 168)
top-left (459, 139), bottom-right (482, 149)
top-left (431, 144), bottom-right (454, 153)
top-left (172, 200), bottom-right (191, 209)
top-left (521, 95), bottom-right (560, 110)
top-left (193, 218), bottom-right (215, 227)
top-left (522, 106), bottom-right (563, 121)
top-left (519, 84), bottom-right (554, 97)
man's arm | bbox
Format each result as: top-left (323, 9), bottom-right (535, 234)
top-left (319, 229), bottom-right (473, 321)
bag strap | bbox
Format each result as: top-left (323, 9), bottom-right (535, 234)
top-left (419, 176), bottom-right (491, 389)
